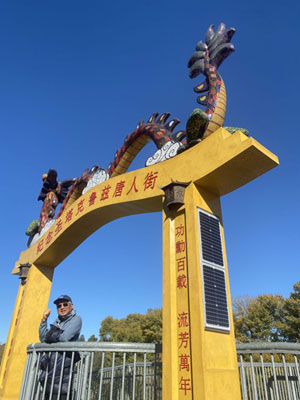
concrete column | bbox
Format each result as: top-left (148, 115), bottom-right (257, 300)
top-left (0, 264), bottom-right (54, 400)
top-left (162, 183), bottom-right (241, 399)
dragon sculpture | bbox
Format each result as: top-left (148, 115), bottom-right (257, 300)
top-left (26, 23), bottom-right (246, 246)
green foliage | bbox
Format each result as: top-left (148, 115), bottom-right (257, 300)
top-left (233, 282), bottom-right (300, 343)
top-left (88, 281), bottom-right (300, 348)
top-left (98, 309), bottom-right (162, 367)
top-left (99, 309), bottom-right (162, 344)
top-left (78, 334), bottom-right (85, 342)
top-left (0, 343), bottom-right (5, 364)
top-left (282, 282), bottom-right (300, 342)
top-left (233, 294), bottom-right (286, 342)
top-left (88, 334), bottom-right (98, 342)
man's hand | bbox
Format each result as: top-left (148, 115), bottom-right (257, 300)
top-left (42, 309), bottom-right (51, 322)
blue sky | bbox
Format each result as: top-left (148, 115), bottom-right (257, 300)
top-left (1, 0), bottom-right (299, 343)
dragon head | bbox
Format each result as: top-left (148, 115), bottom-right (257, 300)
top-left (188, 23), bottom-right (235, 79)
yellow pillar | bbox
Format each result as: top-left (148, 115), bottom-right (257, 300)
top-left (162, 183), bottom-right (241, 399)
top-left (0, 264), bottom-right (54, 400)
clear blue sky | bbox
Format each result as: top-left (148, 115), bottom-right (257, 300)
top-left (1, 0), bottom-right (299, 343)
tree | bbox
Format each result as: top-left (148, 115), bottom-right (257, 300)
top-left (0, 343), bottom-right (5, 364)
top-left (233, 294), bottom-right (286, 342)
top-left (88, 334), bottom-right (98, 342)
top-left (98, 309), bottom-right (162, 366)
top-left (282, 282), bottom-right (300, 342)
top-left (232, 296), bottom-right (254, 343)
top-left (99, 309), bottom-right (162, 343)
top-left (78, 334), bottom-right (85, 342)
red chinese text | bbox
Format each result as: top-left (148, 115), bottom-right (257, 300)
top-left (54, 219), bottom-right (63, 236)
top-left (179, 377), bottom-right (191, 395)
top-left (178, 312), bottom-right (189, 328)
top-left (178, 332), bottom-right (189, 349)
top-left (177, 274), bottom-right (187, 289)
top-left (65, 208), bottom-right (73, 223)
top-left (177, 257), bottom-right (185, 272)
top-left (175, 224), bottom-right (185, 237)
top-left (101, 185), bottom-right (111, 201)
top-left (45, 231), bottom-right (53, 245)
top-left (179, 354), bottom-right (190, 372)
top-left (88, 192), bottom-right (97, 206)
top-left (36, 239), bottom-right (44, 254)
top-left (113, 180), bottom-right (125, 197)
top-left (76, 199), bottom-right (85, 215)
top-left (126, 176), bottom-right (138, 195)
top-left (144, 171), bottom-right (158, 190)
top-left (176, 240), bottom-right (186, 254)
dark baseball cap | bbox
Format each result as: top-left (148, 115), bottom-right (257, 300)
top-left (54, 295), bottom-right (72, 305)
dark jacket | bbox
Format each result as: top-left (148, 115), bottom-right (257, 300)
top-left (39, 310), bottom-right (82, 395)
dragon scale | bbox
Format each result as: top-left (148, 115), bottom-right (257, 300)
top-left (203, 72), bottom-right (227, 138)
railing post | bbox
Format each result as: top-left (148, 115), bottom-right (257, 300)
top-left (21, 346), bottom-right (38, 400)
top-left (81, 352), bottom-right (90, 400)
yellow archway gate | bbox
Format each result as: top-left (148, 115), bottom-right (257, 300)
top-left (0, 127), bottom-right (278, 399)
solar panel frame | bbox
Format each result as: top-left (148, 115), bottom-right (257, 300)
top-left (198, 208), bottom-right (230, 332)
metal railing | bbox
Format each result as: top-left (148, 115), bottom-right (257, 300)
top-left (20, 341), bottom-right (300, 399)
top-left (237, 342), bottom-right (300, 400)
top-left (20, 342), bottom-right (162, 400)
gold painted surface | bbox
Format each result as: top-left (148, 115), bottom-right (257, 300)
top-left (3, 128), bottom-right (278, 399)
top-left (175, 212), bottom-right (192, 398)
top-left (0, 265), bottom-right (54, 400)
top-left (162, 213), bottom-right (179, 400)
top-left (13, 128), bottom-right (278, 273)
top-left (183, 184), bottom-right (241, 399)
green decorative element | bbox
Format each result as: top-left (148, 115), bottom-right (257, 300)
top-left (224, 127), bottom-right (249, 136)
top-left (186, 108), bottom-right (209, 142)
top-left (25, 220), bottom-right (40, 237)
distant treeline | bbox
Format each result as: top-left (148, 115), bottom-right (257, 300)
top-left (1, 281), bottom-right (299, 366)
top-left (82, 281), bottom-right (300, 344)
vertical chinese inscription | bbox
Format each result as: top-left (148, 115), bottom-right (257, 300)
top-left (175, 213), bottom-right (192, 398)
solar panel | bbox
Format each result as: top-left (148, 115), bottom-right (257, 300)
top-left (203, 265), bottom-right (229, 329)
top-left (198, 209), bottom-right (230, 331)
top-left (199, 212), bottom-right (223, 266)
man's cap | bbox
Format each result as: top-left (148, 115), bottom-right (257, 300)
top-left (54, 295), bottom-right (72, 305)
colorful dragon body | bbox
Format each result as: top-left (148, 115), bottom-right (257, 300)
top-left (185, 23), bottom-right (235, 142)
top-left (54, 113), bottom-right (186, 222)
top-left (28, 23), bottom-right (237, 242)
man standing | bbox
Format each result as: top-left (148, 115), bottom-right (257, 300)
top-left (40, 295), bottom-right (82, 343)
top-left (39, 295), bottom-right (82, 399)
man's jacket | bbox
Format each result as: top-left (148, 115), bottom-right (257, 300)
top-left (39, 310), bottom-right (82, 395)
top-left (39, 309), bottom-right (82, 343)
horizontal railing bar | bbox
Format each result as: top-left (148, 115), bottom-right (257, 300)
top-left (237, 342), bottom-right (300, 353)
top-left (92, 361), bottom-right (162, 372)
top-left (238, 362), bottom-right (299, 367)
top-left (27, 342), bottom-right (159, 353)
top-left (238, 349), bottom-right (300, 355)
top-left (27, 341), bottom-right (300, 355)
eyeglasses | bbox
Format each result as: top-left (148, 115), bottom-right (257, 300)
top-left (57, 302), bottom-right (69, 309)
